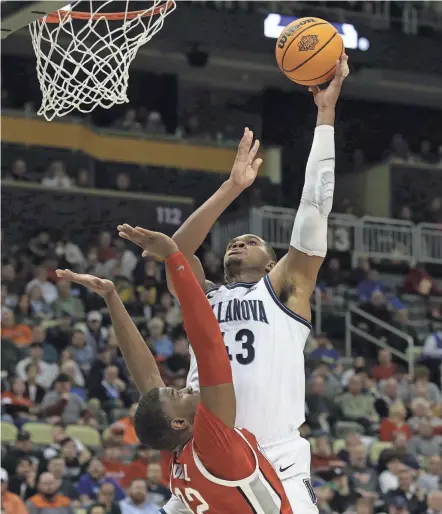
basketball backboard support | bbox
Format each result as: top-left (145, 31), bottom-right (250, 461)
top-left (1, 1), bottom-right (68, 39)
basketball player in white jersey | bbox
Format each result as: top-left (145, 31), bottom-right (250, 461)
top-left (118, 54), bottom-right (349, 514)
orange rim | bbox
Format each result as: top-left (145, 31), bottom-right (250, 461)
top-left (43, 0), bottom-right (175, 23)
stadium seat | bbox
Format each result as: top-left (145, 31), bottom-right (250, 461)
top-left (333, 439), bottom-right (346, 455)
top-left (66, 425), bottom-right (101, 448)
top-left (0, 421), bottom-right (18, 443)
top-left (370, 441), bottom-right (393, 464)
top-left (22, 422), bottom-right (53, 445)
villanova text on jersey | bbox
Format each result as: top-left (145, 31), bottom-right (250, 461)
top-left (212, 298), bottom-right (269, 325)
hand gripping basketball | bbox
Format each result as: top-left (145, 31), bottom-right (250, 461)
top-left (309, 54), bottom-right (349, 110)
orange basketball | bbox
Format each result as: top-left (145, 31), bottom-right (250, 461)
top-left (275, 17), bottom-right (344, 86)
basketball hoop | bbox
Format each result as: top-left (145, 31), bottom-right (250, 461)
top-left (29, 1), bottom-right (176, 121)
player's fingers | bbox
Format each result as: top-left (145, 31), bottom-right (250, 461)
top-left (237, 127), bottom-right (251, 157)
top-left (134, 227), bottom-right (155, 238)
top-left (308, 86), bottom-right (320, 95)
top-left (252, 158), bottom-right (263, 173)
top-left (248, 139), bottom-right (260, 163)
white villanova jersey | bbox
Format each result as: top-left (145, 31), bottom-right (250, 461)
top-left (186, 275), bottom-right (311, 445)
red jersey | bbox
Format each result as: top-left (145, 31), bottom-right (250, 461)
top-left (169, 404), bottom-right (293, 514)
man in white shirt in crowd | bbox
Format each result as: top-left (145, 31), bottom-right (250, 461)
top-left (16, 342), bottom-right (58, 390)
top-left (26, 267), bottom-right (58, 305)
top-left (119, 479), bottom-right (160, 514)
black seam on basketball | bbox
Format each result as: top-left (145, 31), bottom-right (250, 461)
top-left (296, 37), bottom-right (344, 83)
top-left (281, 22), bottom-right (328, 71)
top-left (286, 30), bottom-right (338, 73)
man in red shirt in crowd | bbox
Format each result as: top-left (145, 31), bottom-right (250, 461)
top-left (371, 349), bottom-right (397, 381)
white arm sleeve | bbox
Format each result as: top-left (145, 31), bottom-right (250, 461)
top-left (291, 125), bottom-right (335, 258)
top-left (186, 346), bottom-right (200, 392)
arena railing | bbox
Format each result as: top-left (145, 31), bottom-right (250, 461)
top-left (211, 207), bottom-right (442, 264)
top-left (345, 305), bottom-right (415, 377)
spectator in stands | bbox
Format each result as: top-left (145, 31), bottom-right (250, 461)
top-left (310, 360), bottom-right (342, 399)
top-left (1, 308), bottom-right (33, 346)
top-left (1, 468), bottom-right (28, 514)
top-left (54, 237), bottom-right (86, 272)
top-left (372, 349), bottom-right (397, 381)
top-left (404, 264), bottom-right (442, 297)
top-left (26, 472), bottom-right (73, 514)
top-left (16, 341), bottom-right (58, 389)
top-left (115, 109), bottom-right (141, 131)
top-left (1, 336), bottom-right (22, 377)
top-left (411, 366), bottom-right (441, 405)
top-left (311, 435), bottom-right (346, 474)
top-left (378, 432), bottom-right (419, 473)
top-left (408, 398), bottom-right (442, 432)
top-left (306, 375), bottom-right (341, 433)
top-left (43, 424), bottom-right (89, 463)
top-left (76, 168), bottom-right (92, 188)
top-left (425, 491), bottom-right (442, 514)
top-left (41, 161), bottom-right (72, 189)
top-left (2, 263), bottom-right (22, 306)
top-left (147, 317), bottom-right (173, 358)
top-left (84, 311), bottom-right (108, 350)
top-left (417, 455), bottom-right (441, 492)
top-left (347, 257), bottom-right (371, 288)
top-left (379, 456), bottom-right (403, 494)
top-left (380, 402), bottom-right (413, 442)
top-left (115, 172), bottom-right (131, 192)
top-left (202, 251), bottom-right (223, 285)
top-left (97, 232), bottom-right (119, 265)
top-left (40, 373), bottom-right (90, 425)
top-left (32, 325), bottom-right (58, 363)
top-left (335, 375), bottom-right (379, 433)
top-left (77, 458), bottom-right (125, 504)
top-left (397, 205), bottom-right (415, 223)
top-left (408, 422), bottom-right (441, 458)
top-left (24, 363), bottom-right (47, 404)
top-left (319, 257), bottom-right (347, 288)
top-left (340, 356), bottom-right (367, 388)
top-left (346, 444), bottom-right (379, 503)
top-left (67, 329), bottom-right (95, 374)
top-left (417, 140), bottom-right (437, 164)
top-left (376, 378), bottom-right (403, 418)
top-left (383, 465), bottom-right (426, 514)
top-left (119, 479), bottom-right (160, 514)
top-left (145, 111), bottom-right (165, 135)
top-left (28, 285), bottom-right (53, 321)
top-left (157, 291), bottom-right (181, 328)
top-left (308, 334), bottom-right (340, 369)
top-left (102, 444), bottom-right (130, 488)
top-left (123, 445), bottom-right (150, 488)
top-left (421, 329), bottom-right (442, 385)
top-left (88, 505), bottom-right (106, 514)
top-left (47, 457), bottom-right (79, 501)
top-left (146, 460), bottom-right (170, 505)
top-left (112, 403), bottom-right (138, 445)
top-left (97, 482), bottom-right (121, 514)
top-left (424, 196), bottom-right (442, 225)
top-left (59, 438), bottom-right (84, 484)
top-left (7, 456), bottom-right (38, 500)
top-left (90, 365), bottom-right (130, 413)
top-left (1, 376), bottom-right (34, 422)
top-left (26, 267), bottom-right (58, 305)
top-left (5, 158), bottom-right (31, 182)
top-left (14, 294), bottom-right (34, 325)
top-left (59, 358), bottom-right (86, 396)
top-left (28, 233), bottom-right (53, 265)
top-left (53, 279), bottom-right (85, 320)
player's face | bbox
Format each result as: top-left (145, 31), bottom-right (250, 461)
top-left (160, 386), bottom-right (200, 427)
top-left (224, 234), bottom-right (273, 275)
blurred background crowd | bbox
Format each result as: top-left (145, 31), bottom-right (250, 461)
top-left (1, 1), bottom-right (442, 514)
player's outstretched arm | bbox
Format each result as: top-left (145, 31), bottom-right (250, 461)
top-left (55, 270), bottom-right (164, 394)
top-left (124, 228), bottom-right (236, 428)
top-left (169, 128), bottom-right (262, 295)
top-left (269, 54), bottom-right (349, 321)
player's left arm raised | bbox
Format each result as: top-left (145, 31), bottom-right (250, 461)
top-left (269, 54), bottom-right (349, 321)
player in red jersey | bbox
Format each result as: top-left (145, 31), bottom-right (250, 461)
top-left (56, 230), bottom-right (293, 514)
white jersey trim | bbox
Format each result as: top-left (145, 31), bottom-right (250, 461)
top-left (191, 428), bottom-right (259, 487)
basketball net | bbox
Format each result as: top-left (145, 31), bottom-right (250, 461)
top-left (29, 0), bottom-right (176, 121)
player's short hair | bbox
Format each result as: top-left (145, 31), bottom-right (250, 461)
top-left (264, 241), bottom-right (277, 262)
top-left (134, 389), bottom-right (178, 451)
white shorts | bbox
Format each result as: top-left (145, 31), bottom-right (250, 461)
top-left (162, 434), bottom-right (318, 514)
top-left (262, 435), bottom-right (319, 514)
